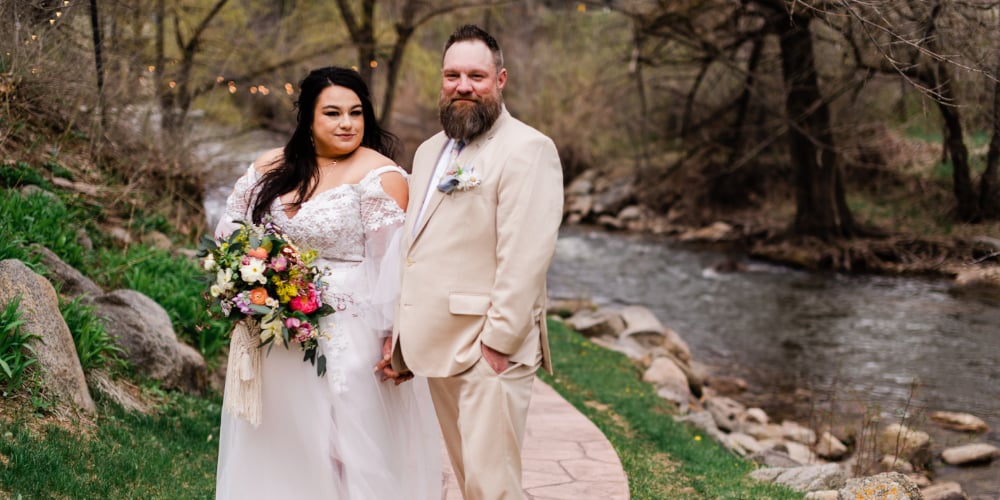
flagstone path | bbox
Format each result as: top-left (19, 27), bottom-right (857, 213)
top-left (441, 379), bottom-right (630, 499)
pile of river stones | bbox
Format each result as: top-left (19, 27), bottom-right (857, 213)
top-left (551, 300), bottom-right (999, 499)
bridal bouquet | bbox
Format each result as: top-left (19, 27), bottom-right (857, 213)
top-left (199, 217), bottom-right (332, 376)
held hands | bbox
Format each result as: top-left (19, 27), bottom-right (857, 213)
top-left (481, 342), bottom-right (510, 374)
top-left (375, 336), bottom-right (413, 385)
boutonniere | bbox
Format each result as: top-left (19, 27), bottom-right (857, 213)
top-left (437, 164), bottom-right (481, 194)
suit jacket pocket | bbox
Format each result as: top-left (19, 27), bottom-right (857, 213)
top-left (449, 293), bottom-right (491, 316)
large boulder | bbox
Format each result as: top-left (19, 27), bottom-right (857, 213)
top-left (705, 395), bottom-right (745, 432)
top-left (815, 432), bottom-right (848, 460)
top-left (565, 309), bottom-right (625, 338)
top-left (0, 259), bottom-right (95, 414)
top-left (940, 443), bottom-right (1000, 466)
top-left (920, 481), bottom-right (967, 500)
top-left (838, 472), bottom-right (922, 500)
top-left (643, 356), bottom-right (692, 406)
top-left (878, 424), bottom-right (932, 469)
top-left (748, 463), bottom-right (846, 492)
top-left (590, 173), bottom-right (635, 216)
top-left (28, 244), bottom-right (103, 299)
top-left (92, 289), bottom-right (184, 388)
top-left (928, 411), bottom-right (989, 433)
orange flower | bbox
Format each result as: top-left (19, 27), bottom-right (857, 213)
top-left (249, 287), bottom-right (269, 305)
top-left (246, 246), bottom-right (268, 259)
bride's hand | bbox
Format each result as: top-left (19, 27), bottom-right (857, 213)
top-left (375, 336), bottom-right (413, 385)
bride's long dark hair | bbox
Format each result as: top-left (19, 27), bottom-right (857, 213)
top-left (250, 66), bottom-right (400, 223)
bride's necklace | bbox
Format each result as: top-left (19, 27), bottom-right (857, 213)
top-left (318, 151), bottom-right (355, 168)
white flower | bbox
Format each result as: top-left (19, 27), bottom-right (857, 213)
top-left (265, 297), bottom-right (279, 308)
top-left (240, 257), bottom-right (267, 284)
top-left (203, 254), bottom-right (217, 272)
top-left (438, 164), bottom-right (481, 194)
top-left (260, 314), bottom-right (283, 343)
top-left (211, 268), bottom-right (235, 297)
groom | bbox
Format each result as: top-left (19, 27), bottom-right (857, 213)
top-left (388, 24), bottom-right (563, 499)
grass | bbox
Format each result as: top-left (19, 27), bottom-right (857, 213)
top-left (540, 320), bottom-right (803, 500)
top-left (0, 392), bottom-right (222, 499)
top-left (0, 317), bottom-right (803, 498)
top-left (59, 296), bottom-right (127, 374)
top-left (0, 297), bottom-right (40, 393)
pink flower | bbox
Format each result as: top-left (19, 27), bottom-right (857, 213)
top-left (289, 285), bottom-right (319, 314)
top-left (284, 317), bottom-right (302, 329)
top-left (293, 322), bottom-right (314, 343)
top-left (270, 255), bottom-right (288, 272)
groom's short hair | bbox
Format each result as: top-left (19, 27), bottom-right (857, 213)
top-left (444, 24), bottom-right (504, 72)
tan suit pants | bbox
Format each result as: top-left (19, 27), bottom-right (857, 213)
top-left (428, 356), bottom-right (539, 500)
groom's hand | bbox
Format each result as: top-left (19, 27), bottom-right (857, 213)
top-left (376, 336), bottom-right (413, 385)
top-left (481, 342), bottom-right (510, 374)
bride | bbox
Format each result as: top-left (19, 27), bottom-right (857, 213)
top-left (214, 66), bottom-right (441, 499)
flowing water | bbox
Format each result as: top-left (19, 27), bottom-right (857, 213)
top-left (548, 228), bottom-right (1000, 497)
top-left (200, 131), bottom-right (999, 497)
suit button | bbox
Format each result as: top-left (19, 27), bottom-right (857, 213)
top-left (406, 258), bottom-right (415, 267)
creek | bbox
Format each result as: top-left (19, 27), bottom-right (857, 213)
top-left (198, 130), bottom-right (999, 498)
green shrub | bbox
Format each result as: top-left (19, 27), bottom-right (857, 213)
top-left (0, 189), bottom-right (86, 268)
top-left (43, 160), bottom-right (75, 181)
top-left (0, 296), bottom-right (40, 392)
top-left (59, 296), bottom-right (127, 373)
top-left (0, 161), bottom-right (50, 189)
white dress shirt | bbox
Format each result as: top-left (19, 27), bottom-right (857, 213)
top-left (414, 138), bottom-right (463, 233)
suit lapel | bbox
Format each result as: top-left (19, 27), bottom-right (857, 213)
top-left (407, 109), bottom-right (511, 250)
top-left (405, 134), bottom-right (448, 247)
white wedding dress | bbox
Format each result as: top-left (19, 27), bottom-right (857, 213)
top-left (214, 165), bottom-right (441, 499)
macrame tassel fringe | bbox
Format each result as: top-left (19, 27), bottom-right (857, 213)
top-left (223, 320), bottom-right (263, 427)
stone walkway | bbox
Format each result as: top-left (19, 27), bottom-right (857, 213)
top-left (441, 379), bottom-right (630, 500)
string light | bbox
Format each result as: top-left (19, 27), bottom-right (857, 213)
top-left (216, 76), bottom-right (224, 83)
top-left (284, 83), bottom-right (294, 95)
top-left (148, 65), bottom-right (155, 72)
top-left (369, 60), bottom-right (378, 68)
top-left (250, 86), bottom-right (257, 94)
top-left (168, 81), bottom-right (176, 88)
top-left (56, 11), bottom-right (62, 17)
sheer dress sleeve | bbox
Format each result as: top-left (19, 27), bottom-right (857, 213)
top-left (215, 164), bottom-right (260, 239)
top-left (359, 166), bottom-right (407, 337)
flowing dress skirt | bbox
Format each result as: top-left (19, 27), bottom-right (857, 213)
top-left (216, 261), bottom-right (441, 499)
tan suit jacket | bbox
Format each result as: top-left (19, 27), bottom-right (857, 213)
top-left (393, 108), bottom-right (563, 378)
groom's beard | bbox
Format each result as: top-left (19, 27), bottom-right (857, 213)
top-left (439, 92), bottom-right (501, 141)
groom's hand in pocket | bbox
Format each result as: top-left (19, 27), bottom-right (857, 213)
top-left (376, 336), bottom-right (413, 385)
top-left (481, 342), bottom-right (510, 374)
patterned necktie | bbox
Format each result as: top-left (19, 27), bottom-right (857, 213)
top-left (450, 139), bottom-right (465, 166)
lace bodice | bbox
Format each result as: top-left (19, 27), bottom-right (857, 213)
top-left (223, 165), bottom-right (406, 262)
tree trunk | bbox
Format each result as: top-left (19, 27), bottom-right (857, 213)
top-left (920, 1), bottom-right (977, 221)
top-left (88, 0), bottom-right (106, 130)
top-left (774, 13), bottom-right (858, 238)
top-left (937, 90), bottom-right (978, 221)
top-left (980, 61), bottom-right (1000, 220)
top-left (379, 24), bottom-right (414, 125)
top-left (335, 0), bottom-right (376, 91)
